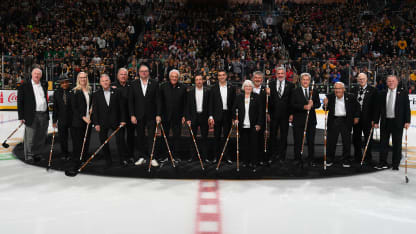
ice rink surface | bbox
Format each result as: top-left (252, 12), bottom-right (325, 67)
top-left (0, 110), bottom-right (415, 234)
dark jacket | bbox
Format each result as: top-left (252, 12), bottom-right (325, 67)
top-left (350, 84), bottom-right (378, 126)
top-left (232, 93), bottom-right (264, 129)
top-left (159, 82), bottom-right (187, 122)
top-left (185, 86), bottom-right (210, 123)
top-left (128, 78), bottom-right (161, 120)
top-left (324, 92), bottom-right (360, 130)
top-left (290, 86), bottom-right (321, 128)
top-left (208, 82), bottom-right (236, 122)
top-left (71, 89), bottom-right (92, 128)
top-left (374, 87), bottom-right (411, 129)
top-left (269, 79), bottom-right (294, 119)
top-left (52, 87), bottom-right (72, 126)
top-left (92, 88), bottom-right (126, 128)
top-left (17, 80), bottom-right (50, 126)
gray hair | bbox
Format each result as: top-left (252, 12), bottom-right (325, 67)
top-left (252, 71), bottom-right (264, 78)
top-left (100, 73), bottom-right (110, 80)
top-left (32, 68), bottom-right (42, 75)
top-left (169, 69), bottom-right (180, 77)
top-left (334, 81), bottom-right (345, 88)
top-left (275, 66), bottom-right (286, 73)
top-left (241, 79), bottom-right (254, 91)
top-left (300, 72), bottom-right (311, 80)
top-left (117, 68), bottom-right (128, 75)
top-left (357, 73), bottom-right (367, 79)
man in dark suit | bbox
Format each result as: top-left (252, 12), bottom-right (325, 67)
top-left (208, 70), bottom-right (236, 164)
top-left (291, 73), bottom-right (321, 167)
top-left (374, 75), bottom-right (411, 170)
top-left (251, 71), bottom-right (267, 165)
top-left (267, 66), bottom-right (294, 162)
top-left (185, 74), bottom-right (210, 163)
top-left (92, 74), bottom-right (126, 168)
top-left (52, 76), bottom-right (73, 160)
top-left (159, 69), bottom-right (187, 162)
top-left (17, 68), bottom-right (50, 162)
top-left (351, 73), bottom-right (378, 165)
top-left (129, 64), bottom-right (161, 167)
top-left (323, 82), bottom-right (360, 167)
top-left (112, 68), bottom-right (135, 163)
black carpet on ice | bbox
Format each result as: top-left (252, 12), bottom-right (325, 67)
top-left (12, 128), bottom-right (384, 179)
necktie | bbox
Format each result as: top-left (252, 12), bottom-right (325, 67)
top-left (278, 81), bottom-right (282, 98)
top-left (63, 90), bottom-right (67, 105)
top-left (387, 90), bottom-right (395, 118)
top-left (304, 88), bottom-right (309, 100)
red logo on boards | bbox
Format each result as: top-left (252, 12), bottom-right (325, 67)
top-left (8, 93), bottom-right (17, 103)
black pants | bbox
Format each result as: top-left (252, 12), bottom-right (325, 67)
top-left (327, 117), bottom-right (352, 162)
top-left (57, 122), bottom-right (74, 155)
top-left (161, 120), bottom-right (182, 159)
top-left (270, 115), bottom-right (289, 159)
top-left (98, 126), bottom-right (124, 164)
top-left (293, 124), bottom-right (316, 161)
top-left (136, 117), bottom-right (156, 159)
top-left (72, 123), bottom-right (92, 162)
top-left (240, 127), bottom-right (258, 165)
top-left (380, 119), bottom-right (404, 167)
top-left (213, 110), bottom-right (232, 161)
top-left (190, 113), bottom-right (209, 160)
top-left (257, 128), bottom-right (266, 163)
top-left (118, 122), bottom-right (135, 158)
top-left (353, 120), bottom-right (373, 162)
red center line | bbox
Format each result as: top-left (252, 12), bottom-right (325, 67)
top-left (195, 180), bottom-right (222, 234)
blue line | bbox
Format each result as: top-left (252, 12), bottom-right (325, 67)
top-left (0, 119), bottom-right (18, 124)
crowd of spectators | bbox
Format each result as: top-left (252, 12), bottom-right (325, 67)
top-left (0, 0), bottom-right (145, 88)
top-left (280, 1), bottom-right (416, 90)
top-left (1, 0), bottom-right (416, 93)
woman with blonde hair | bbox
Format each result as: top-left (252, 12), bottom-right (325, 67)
top-left (71, 72), bottom-right (93, 163)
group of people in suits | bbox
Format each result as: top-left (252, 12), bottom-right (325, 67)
top-left (17, 65), bottom-right (411, 172)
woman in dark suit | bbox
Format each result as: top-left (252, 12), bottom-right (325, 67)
top-left (71, 72), bottom-right (93, 163)
top-left (233, 80), bottom-right (264, 172)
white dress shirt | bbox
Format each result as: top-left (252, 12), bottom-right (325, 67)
top-left (386, 88), bottom-right (397, 118)
top-left (219, 83), bottom-right (228, 110)
top-left (243, 97), bottom-right (250, 128)
top-left (83, 90), bottom-right (90, 118)
top-left (276, 79), bottom-right (285, 96)
top-left (140, 79), bottom-right (148, 96)
top-left (103, 89), bottom-right (111, 106)
top-left (195, 87), bottom-right (203, 113)
top-left (31, 80), bottom-right (47, 112)
top-left (335, 95), bottom-right (346, 117)
top-left (253, 86), bottom-right (261, 94)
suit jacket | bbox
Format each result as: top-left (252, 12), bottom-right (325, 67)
top-left (17, 79), bottom-right (50, 126)
top-left (159, 82), bottom-right (187, 122)
top-left (374, 88), bottom-right (411, 129)
top-left (269, 79), bottom-right (294, 119)
top-left (71, 89), bottom-right (92, 128)
top-left (185, 86), bottom-right (210, 123)
top-left (324, 92), bottom-right (360, 130)
top-left (52, 88), bottom-right (72, 126)
top-left (350, 84), bottom-right (378, 126)
top-left (92, 88), bottom-right (126, 128)
top-left (232, 93), bottom-right (264, 129)
top-left (253, 85), bottom-right (267, 128)
top-left (208, 82), bottom-right (236, 122)
top-left (112, 80), bottom-right (130, 118)
top-left (290, 86), bottom-right (321, 128)
top-left (128, 78), bottom-right (161, 120)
